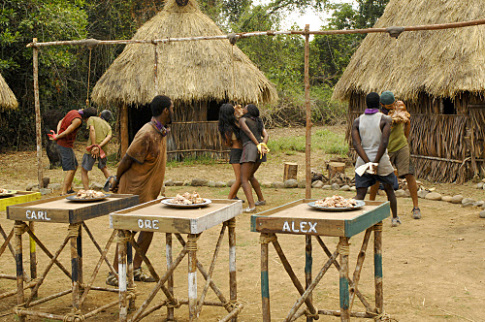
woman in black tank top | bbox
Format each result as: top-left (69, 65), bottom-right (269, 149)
top-left (238, 104), bottom-right (269, 212)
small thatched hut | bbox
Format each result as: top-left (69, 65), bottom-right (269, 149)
top-left (92, 0), bottom-right (278, 160)
top-left (333, 0), bottom-right (485, 183)
top-left (0, 73), bottom-right (18, 110)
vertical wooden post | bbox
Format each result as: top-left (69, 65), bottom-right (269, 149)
top-left (120, 104), bottom-right (129, 157)
top-left (14, 222), bottom-right (25, 322)
top-left (374, 222), bottom-right (383, 313)
top-left (338, 237), bottom-right (350, 321)
top-left (187, 234), bottom-right (198, 321)
top-left (28, 222), bottom-right (37, 298)
top-left (70, 224), bottom-right (80, 310)
top-left (166, 233), bottom-right (175, 321)
top-left (118, 230), bottom-right (128, 322)
top-left (305, 235), bottom-right (313, 322)
top-left (33, 38), bottom-right (44, 188)
top-left (260, 233), bottom-right (271, 322)
top-left (304, 24), bottom-right (312, 199)
top-left (77, 225), bottom-right (83, 286)
top-left (228, 218), bottom-right (237, 322)
top-left (126, 231), bottom-right (135, 311)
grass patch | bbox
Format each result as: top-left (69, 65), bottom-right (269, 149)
top-left (167, 156), bottom-right (216, 168)
top-left (268, 129), bottom-right (348, 156)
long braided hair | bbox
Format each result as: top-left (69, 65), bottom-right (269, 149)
top-left (243, 104), bottom-right (264, 135)
top-left (218, 103), bottom-right (240, 147)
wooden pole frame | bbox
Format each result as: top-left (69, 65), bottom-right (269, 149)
top-left (27, 18), bottom-right (485, 190)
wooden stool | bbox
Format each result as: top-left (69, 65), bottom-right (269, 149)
top-left (7, 194), bottom-right (138, 321)
top-left (0, 191), bottom-right (41, 301)
top-left (251, 200), bottom-right (390, 322)
top-left (328, 162), bottom-right (346, 180)
top-left (110, 198), bottom-right (243, 322)
top-left (283, 162), bottom-right (298, 181)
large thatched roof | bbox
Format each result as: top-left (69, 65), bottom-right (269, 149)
top-left (0, 73), bottom-right (18, 110)
top-left (333, 0), bottom-right (485, 101)
top-left (92, 0), bottom-right (278, 106)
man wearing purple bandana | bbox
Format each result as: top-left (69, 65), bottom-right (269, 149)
top-left (352, 92), bottom-right (400, 227)
top-left (107, 95), bottom-right (173, 286)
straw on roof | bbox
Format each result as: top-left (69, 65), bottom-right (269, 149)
top-left (333, 0), bottom-right (485, 101)
top-left (92, 0), bottom-right (278, 106)
top-left (0, 73), bottom-right (18, 110)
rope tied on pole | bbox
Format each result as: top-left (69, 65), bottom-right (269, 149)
top-left (386, 26), bottom-right (405, 39)
top-left (14, 223), bottom-right (28, 235)
top-left (337, 243), bottom-right (350, 256)
top-left (67, 224), bottom-right (81, 238)
top-left (225, 219), bottom-right (236, 229)
top-left (373, 222), bottom-right (383, 232)
top-left (62, 310), bottom-right (85, 322)
top-left (186, 237), bottom-right (198, 251)
top-left (260, 234), bottom-right (276, 244)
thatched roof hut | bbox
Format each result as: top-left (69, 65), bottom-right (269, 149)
top-left (333, 0), bottom-right (485, 183)
top-left (0, 73), bottom-right (18, 110)
top-left (92, 0), bottom-right (278, 159)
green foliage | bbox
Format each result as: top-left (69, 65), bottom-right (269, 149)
top-left (267, 128), bottom-right (348, 156)
top-left (167, 156), bottom-right (216, 168)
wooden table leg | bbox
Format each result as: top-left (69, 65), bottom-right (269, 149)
top-left (126, 231), bottom-right (135, 311)
top-left (228, 218), bottom-right (237, 322)
top-left (187, 234), bottom-right (198, 321)
top-left (260, 233), bottom-right (271, 322)
top-left (305, 235), bottom-right (313, 322)
top-left (70, 224), bottom-right (81, 310)
top-left (338, 237), bottom-right (350, 321)
top-left (77, 223), bottom-right (83, 286)
top-left (166, 233), bottom-right (175, 321)
top-left (28, 222), bottom-right (37, 298)
top-left (374, 222), bottom-right (383, 313)
top-left (118, 230), bottom-right (128, 322)
top-left (14, 221), bottom-right (25, 322)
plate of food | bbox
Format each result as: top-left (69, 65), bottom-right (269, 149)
top-left (308, 195), bottom-right (365, 212)
top-left (161, 192), bottom-right (211, 208)
top-left (66, 190), bottom-right (109, 202)
top-left (0, 188), bottom-right (16, 198)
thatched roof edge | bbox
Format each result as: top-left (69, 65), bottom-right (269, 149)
top-left (0, 73), bottom-right (18, 110)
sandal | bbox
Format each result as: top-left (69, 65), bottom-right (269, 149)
top-left (231, 196), bottom-right (245, 203)
top-left (243, 207), bottom-right (256, 213)
top-left (411, 207), bottom-right (421, 219)
top-left (103, 176), bottom-right (115, 192)
top-left (134, 267), bottom-right (156, 282)
top-left (255, 200), bottom-right (266, 206)
top-left (106, 272), bottom-right (118, 287)
top-left (391, 216), bottom-right (402, 227)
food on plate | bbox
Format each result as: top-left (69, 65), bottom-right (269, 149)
top-left (168, 191), bottom-right (205, 205)
top-left (0, 188), bottom-right (9, 194)
top-left (315, 195), bottom-right (357, 208)
top-left (75, 190), bottom-right (106, 199)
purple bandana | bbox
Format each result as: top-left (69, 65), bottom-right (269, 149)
top-left (365, 108), bottom-right (379, 114)
top-left (151, 118), bottom-right (170, 137)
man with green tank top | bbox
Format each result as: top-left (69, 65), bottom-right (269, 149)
top-left (369, 91), bottom-right (421, 219)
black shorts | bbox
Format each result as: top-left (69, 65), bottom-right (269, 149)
top-left (229, 148), bottom-right (242, 164)
top-left (58, 145), bottom-right (78, 171)
top-left (240, 142), bottom-right (267, 163)
top-left (355, 172), bottom-right (397, 189)
top-left (82, 153), bottom-right (107, 171)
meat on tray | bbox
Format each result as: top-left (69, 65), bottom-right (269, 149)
top-left (75, 190), bottom-right (106, 199)
top-left (169, 191), bottom-right (204, 205)
top-left (315, 195), bottom-right (357, 208)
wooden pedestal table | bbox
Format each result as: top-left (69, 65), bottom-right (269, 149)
top-left (251, 200), bottom-right (390, 322)
top-left (110, 199), bottom-right (244, 321)
top-left (6, 193), bottom-right (139, 321)
top-left (0, 191), bottom-right (41, 301)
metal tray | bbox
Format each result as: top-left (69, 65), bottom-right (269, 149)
top-left (307, 200), bottom-right (365, 212)
top-left (161, 198), bottom-right (212, 208)
top-left (66, 194), bottom-right (110, 202)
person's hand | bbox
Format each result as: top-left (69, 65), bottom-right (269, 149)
top-left (47, 130), bottom-right (58, 141)
top-left (110, 180), bottom-right (119, 193)
top-left (368, 163), bottom-right (378, 174)
top-left (90, 146), bottom-right (100, 159)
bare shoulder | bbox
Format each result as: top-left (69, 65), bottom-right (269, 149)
top-left (352, 116), bottom-right (360, 128)
top-left (381, 114), bottom-right (392, 124)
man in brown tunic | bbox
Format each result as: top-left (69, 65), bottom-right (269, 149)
top-left (107, 95), bottom-right (173, 285)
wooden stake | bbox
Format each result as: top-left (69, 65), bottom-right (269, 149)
top-left (166, 233), bottom-right (175, 321)
top-left (187, 234), bottom-right (198, 321)
top-left (228, 218), bottom-right (237, 322)
top-left (28, 222), bottom-right (37, 298)
top-left (304, 24), bottom-right (312, 199)
top-left (33, 38), bottom-right (44, 188)
top-left (70, 224), bottom-right (81, 310)
top-left (14, 222), bottom-right (25, 322)
top-left (260, 233), bottom-right (271, 322)
top-left (305, 235), bottom-right (313, 322)
top-left (118, 230), bottom-right (128, 322)
top-left (120, 104), bottom-right (129, 157)
top-left (338, 237), bottom-right (350, 321)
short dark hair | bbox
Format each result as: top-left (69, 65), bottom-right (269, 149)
top-left (83, 107), bottom-right (98, 119)
top-left (150, 95), bottom-right (172, 117)
top-left (100, 110), bottom-right (113, 122)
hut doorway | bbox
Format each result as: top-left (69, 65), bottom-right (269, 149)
top-left (442, 98), bottom-right (456, 114)
top-left (128, 104), bottom-right (152, 142)
top-left (206, 100), bottom-right (221, 121)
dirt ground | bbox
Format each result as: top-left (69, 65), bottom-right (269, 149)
top-left (1, 126), bottom-right (485, 321)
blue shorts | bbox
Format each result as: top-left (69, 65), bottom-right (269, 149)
top-left (355, 172), bottom-right (397, 189)
top-left (82, 153), bottom-right (107, 171)
top-left (58, 145), bottom-right (78, 171)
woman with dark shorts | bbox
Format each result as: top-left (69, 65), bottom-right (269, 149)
top-left (239, 104), bottom-right (269, 212)
top-left (218, 104), bottom-right (244, 200)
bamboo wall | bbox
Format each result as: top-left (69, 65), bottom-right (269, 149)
top-left (346, 92), bottom-right (485, 183)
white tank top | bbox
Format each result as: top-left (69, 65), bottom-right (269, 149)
top-left (355, 112), bottom-right (394, 176)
